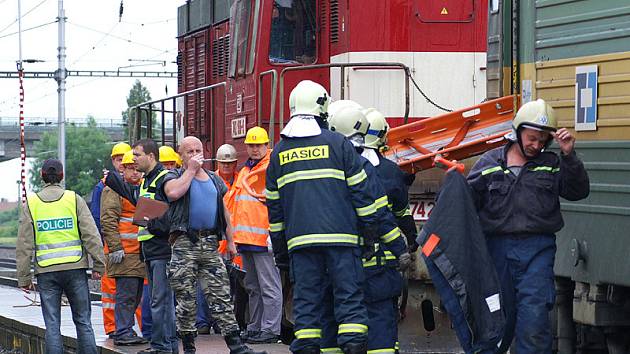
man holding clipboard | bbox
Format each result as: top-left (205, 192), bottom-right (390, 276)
top-left (104, 139), bottom-right (177, 354)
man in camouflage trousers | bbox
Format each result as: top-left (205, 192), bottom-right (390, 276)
top-left (161, 136), bottom-right (266, 354)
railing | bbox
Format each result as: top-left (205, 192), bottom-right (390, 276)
top-left (0, 117), bottom-right (126, 128)
top-left (279, 62), bottom-right (411, 128)
top-left (129, 82), bottom-right (227, 149)
top-left (258, 69), bottom-right (278, 145)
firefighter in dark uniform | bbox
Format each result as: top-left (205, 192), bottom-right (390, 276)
top-left (265, 80), bottom-right (384, 354)
top-left (321, 104), bottom-right (410, 354)
top-left (361, 108), bottom-right (419, 252)
top-left (467, 99), bottom-right (589, 353)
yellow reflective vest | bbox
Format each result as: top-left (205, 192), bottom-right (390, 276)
top-left (27, 191), bottom-right (83, 267)
top-left (137, 170), bottom-right (169, 242)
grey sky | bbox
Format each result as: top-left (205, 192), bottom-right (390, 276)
top-left (0, 0), bottom-right (183, 121)
top-left (0, 0), bottom-right (186, 201)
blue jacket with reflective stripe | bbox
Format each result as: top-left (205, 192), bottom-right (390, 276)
top-left (266, 129), bottom-right (383, 253)
top-left (361, 156), bottom-right (407, 260)
top-left (467, 142), bottom-right (590, 236)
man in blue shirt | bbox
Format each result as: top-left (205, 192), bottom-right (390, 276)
top-left (163, 136), bottom-right (266, 354)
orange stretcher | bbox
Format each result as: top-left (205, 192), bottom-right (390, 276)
top-left (241, 95), bottom-right (518, 198)
top-left (383, 95), bottom-right (518, 174)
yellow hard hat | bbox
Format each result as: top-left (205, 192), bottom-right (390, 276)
top-left (159, 145), bottom-right (179, 163)
top-left (121, 150), bottom-right (135, 165)
top-left (244, 126), bottom-right (270, 144)
top-left (111, 142), bottom-right (132, 157)
top-left (176, 154), bottom-right (183, 167)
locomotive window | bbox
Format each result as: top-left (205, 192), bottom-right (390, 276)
top-left (228, 0), bottom-right (253, 77)
top-left (268, 0), bottom-right (317, 65)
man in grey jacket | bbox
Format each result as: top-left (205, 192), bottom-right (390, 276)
top-left (17, 159), bottom-right (106, 354)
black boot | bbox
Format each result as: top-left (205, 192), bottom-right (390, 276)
top-left (341, 341), bottom-right (368, 354)
top-left (294, 346), bottom-right (320, 354)
top-left (181, 332), bottom-right (196, 354)
top-left (224, 331), bottom-right (268, 354)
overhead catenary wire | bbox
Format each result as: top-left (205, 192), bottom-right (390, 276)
top-left (67, 21), bottom-right (170, 52)
top-left (0, 0), bottom-right (50, 36)
top-left (0, 20), bottom-right (57, 41)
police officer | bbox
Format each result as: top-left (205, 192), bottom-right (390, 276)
top-left (17, 159), bottom-right (106, 354)
top-left (162, 136), bottom-right (265, 354)
top-left (467, 99), bottom-right (589, 353)
top-left (265, 80), bottom-right (385, 354)
top-left (361, 108), bottom-right (418, 252)
top-left (324, 104), bottom-right (409, 354)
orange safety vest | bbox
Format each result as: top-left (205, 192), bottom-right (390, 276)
top-left (102, 193), bottom-right (143, 335)
top-left (231, 151), bottom-right (271, 248)
top-left (218, 170), bottom-right (239, 216)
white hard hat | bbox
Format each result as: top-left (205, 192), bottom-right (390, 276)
top-left (216, 144), bottom-right (238, 162)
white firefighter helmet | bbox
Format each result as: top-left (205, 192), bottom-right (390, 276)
top-left (362, 108), bottom-right (389, 149)
top-left (328, 100), bottom-right (363, 120)
top-left (507, 99), bottom-right (558, 141)
top-left (288, 80), bottom-right (330, 118)
top-left (328, 106), bottom-right (370, 147)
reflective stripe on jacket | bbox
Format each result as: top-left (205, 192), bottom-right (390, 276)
top-left (138, 170), bottom-right (169, 241)
top-left (232, 151), bottom-right (271, 248)
top-left (27, 191), bottom-right (83, 267)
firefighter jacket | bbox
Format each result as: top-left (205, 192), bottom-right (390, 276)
top-left (100, 186), bottom-right (146, 278)
top-left (231, 151), bottom-right (271, 248)
top-left (467, 142), bottom-right (590, 236)
top-left (418, 171), bottom-right (505, 350)
top-left (105, 164), bottom-right (171, 261)
top-left (360, 156), bottom-right (407, 264)
top-left (373, 151), bottom-right (418, 247)
top-left (265, 129), bottom-right (385, 259)
top-left (16, 184), bottom-right (106, 287)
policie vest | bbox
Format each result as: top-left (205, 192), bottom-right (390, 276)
top-left (137, 170), bottom-right (169, 242)
top-left (27, 191), bottom-right (83, 267)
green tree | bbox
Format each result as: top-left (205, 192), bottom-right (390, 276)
top-left (29, 116), bottom-right (112, 196)
top-left (122, 80), bottom-right (158, 139)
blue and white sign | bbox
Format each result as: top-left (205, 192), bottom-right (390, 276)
top-left (575, 65), bottom-right (598, 131)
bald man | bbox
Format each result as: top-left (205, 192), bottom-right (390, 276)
top-left (163, 137), bottom-right (266, 354)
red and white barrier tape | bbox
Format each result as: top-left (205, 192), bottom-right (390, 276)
top-left (18, 64), bottom-right (27, 205)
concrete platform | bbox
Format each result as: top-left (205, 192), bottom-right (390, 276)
top-left (0, 285), bottom-right (289, 354)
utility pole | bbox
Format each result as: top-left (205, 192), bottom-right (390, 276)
top-left (55, 0), bottom-right (67, 177)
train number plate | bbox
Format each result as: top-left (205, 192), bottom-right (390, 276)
top-left (231, 117), bottom-right (246, 138)
top-left (409, 198), bottom-right (435, 222)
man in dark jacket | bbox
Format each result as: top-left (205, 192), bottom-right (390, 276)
top-left (162, 136), bottom-right (265, 354)
top-left (105, 139), bottom-right (177, 354)
top-left (467, 99), bottom-right (590, 354)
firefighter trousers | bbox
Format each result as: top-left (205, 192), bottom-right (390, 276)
top-left (486, 234), bottom-right (556, 354)
top-left (321, 265), bottom-right (402, 353)
top-left (289, 247), bottom-right (368, 352)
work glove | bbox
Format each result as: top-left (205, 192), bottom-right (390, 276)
top-left (398, 252), bottom-right (411, 271)
top-left (109, 249), bottom-right (125, 264)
